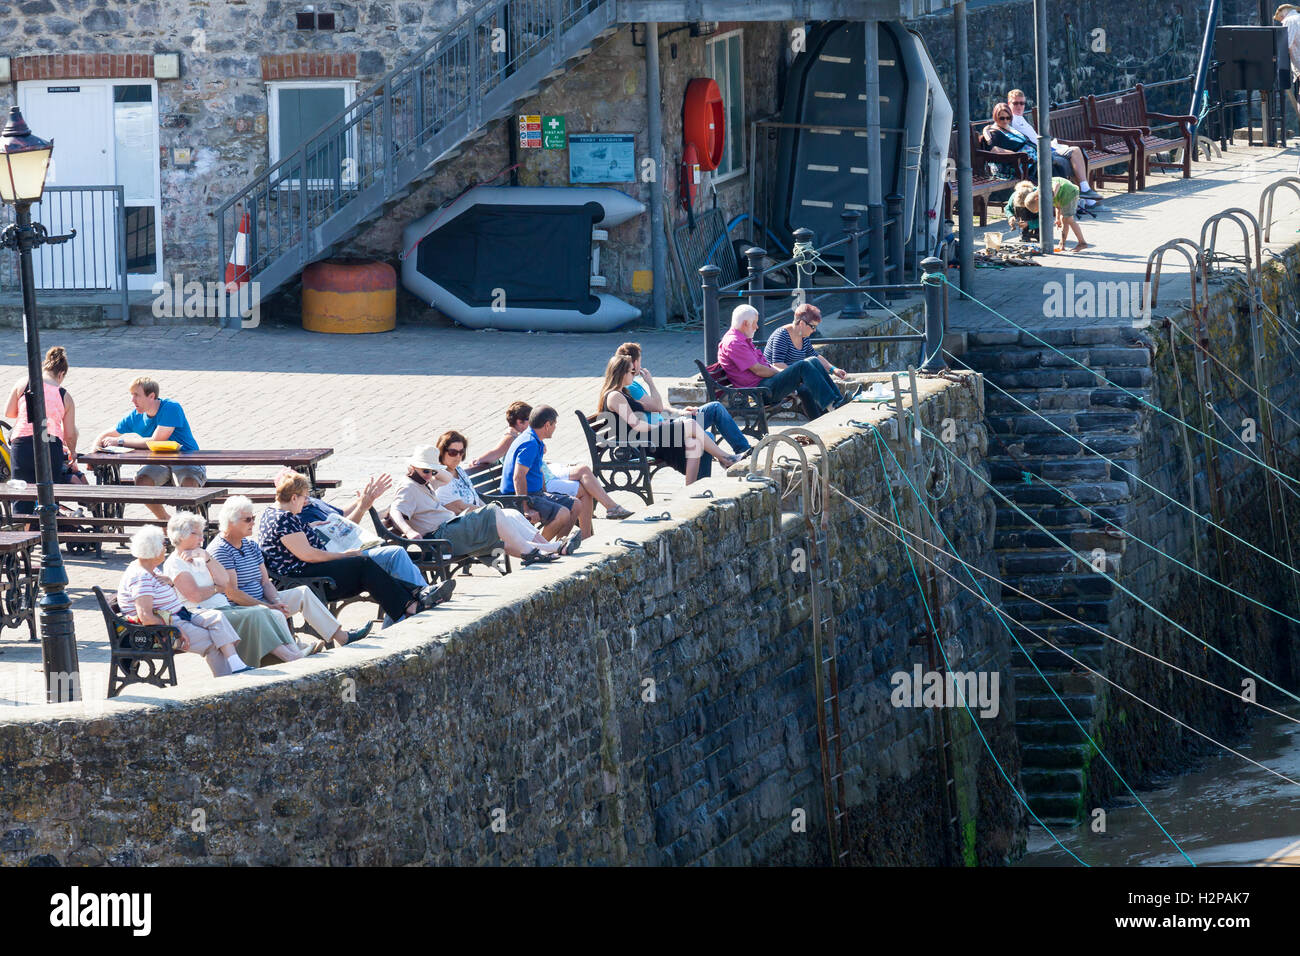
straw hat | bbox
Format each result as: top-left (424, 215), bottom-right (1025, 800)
top-left (408, 444), bottom-right (444, 471)
top-left (1275, 4), bottom-right (1298, 21)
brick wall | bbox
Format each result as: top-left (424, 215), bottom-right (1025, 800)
top-left (0, 371), bottom-right (1025, 866)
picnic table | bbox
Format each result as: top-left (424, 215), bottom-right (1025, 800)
top-left (78, 448), bottom-right (334, 493)
top-left (0, 530), bottom-right (39, 642)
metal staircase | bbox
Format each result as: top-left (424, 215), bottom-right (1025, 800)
top-left (216, 0), bottom-right (618, 305)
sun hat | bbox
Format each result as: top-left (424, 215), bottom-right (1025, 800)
top-left (408, 445), bottom-right (445, 471)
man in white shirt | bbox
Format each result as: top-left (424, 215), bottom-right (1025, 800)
top-left (1277, 4), bottom-right (1300, 78)
top-left (1007, 88), bottom-right (1101, 203)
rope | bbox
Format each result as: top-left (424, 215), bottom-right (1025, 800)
top-left (865, 433), bottom-right (1089, 865)
top-left (934, 273), bottom-right (1300, 492)
top-left (867, 426), bottom-right (1192, 864)
top-left (844, 488), bottom-right (1300, 790)
top-left (920, 425), bottom-right (1300, 708)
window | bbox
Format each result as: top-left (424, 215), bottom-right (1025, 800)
top-left (267, 81), bottom-right (357, 186)
top-left (113, 84), bottom-right (158, 273)
top-left (707, 30), bottom-right (745, 181)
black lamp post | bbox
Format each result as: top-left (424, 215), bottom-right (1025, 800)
top-left (0, 105), bottom-right (80, 703)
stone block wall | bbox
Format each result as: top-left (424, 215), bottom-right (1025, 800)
top-left (0, 371), bottom-right (1025, 866)
top-left (1084, 246), bottom-right (1300, 810)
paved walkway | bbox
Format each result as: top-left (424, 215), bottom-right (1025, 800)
top-left (2, 142), bottom-right (1298, 707)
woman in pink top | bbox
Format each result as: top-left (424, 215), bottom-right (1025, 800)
top-left (4, 347), bottom-right (85, 512)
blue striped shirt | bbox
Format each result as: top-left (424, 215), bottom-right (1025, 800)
top-left (763, 325), bottom-right (817, 367)
top-left (208, 536), bottom-right (266, 600)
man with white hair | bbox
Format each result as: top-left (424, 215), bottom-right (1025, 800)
top-left (1278, 4), bottom-right (1300, 79)
top-left (716, 304), bottom-right (851, 419)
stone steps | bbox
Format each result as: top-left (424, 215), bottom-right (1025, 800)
top-left (986, 386), bottom-right (1146, 415)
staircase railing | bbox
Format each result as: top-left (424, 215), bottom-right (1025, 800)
top-left (216, 0), bottom-right (608, 294)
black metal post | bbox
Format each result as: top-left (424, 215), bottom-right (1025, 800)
top-left (920, 256), bottom-right (947, 373)
top-left (12, 202), bottom-right (79, 702)
top-left (700, 263), bottom-right (722, 366)
top-left (886, 193), bottom-right (905, 298)
top-left (744, 245), bottom-right (766, 317)
top-left (840, 210), bottom-right (864, 319)
top-left (954, 0), bottom-right (975, 294)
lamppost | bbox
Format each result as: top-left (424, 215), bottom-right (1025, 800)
top-left (0, 106), bottom-right (80, 703)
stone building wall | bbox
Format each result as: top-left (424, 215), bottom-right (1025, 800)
top-left (0, 371), bottom-right (1027, 866)
top-left (1084, 245), bottom-right (1300, 811)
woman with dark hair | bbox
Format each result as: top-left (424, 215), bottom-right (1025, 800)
top-left (4, 346), bottom-right (86, 513)
top-left (391, 443), bottom-right (568, 563)
top-left (597, 354), bottom-right (739, 486)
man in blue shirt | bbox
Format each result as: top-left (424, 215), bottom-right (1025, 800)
top-left (93, 376), bottom-right (204, 519)
top-left (501, 404), bottom-right (584, 550)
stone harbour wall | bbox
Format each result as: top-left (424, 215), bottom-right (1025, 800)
top-left (0, 371), bottom-right (1026, 866)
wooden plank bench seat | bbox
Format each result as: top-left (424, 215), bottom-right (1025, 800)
top-left (695, 359), bottom-right (809, 440)
top-left (1085, 84), bottom-right (1193, 189)
top-left (944, 121), bottom-right (1031, 226)
top-left (575, 409), bottom-right (671, 505)
top-left (1029, 101), bottom-right (1138, 193)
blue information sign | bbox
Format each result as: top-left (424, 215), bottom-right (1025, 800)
top-left (568, 133), bottom-right (637, 184)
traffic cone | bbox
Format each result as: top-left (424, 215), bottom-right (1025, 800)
top-left (224, 210), bottom-right (250, 291)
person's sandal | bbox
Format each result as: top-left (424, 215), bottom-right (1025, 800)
top-left (557, 528), bottom-right (583, 556)
top-left (522, 548), bottom-right (559, 566)
top-left (418, 578), bottom-right (456, 609)
top-left (605, 504), bottom-right (634, 520)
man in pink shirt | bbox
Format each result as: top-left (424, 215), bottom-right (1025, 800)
top-left (716, 304), bottom-right (851, 419)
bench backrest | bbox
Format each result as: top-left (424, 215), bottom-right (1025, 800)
top-left (1028, 101), bottom-right (1092, 145)
top-left (1087, 89), bottom-right (1146, 130)
top-left (93, 585), bottom-right (120, 629)
top-left (466, 462), bottom-right (507, 499)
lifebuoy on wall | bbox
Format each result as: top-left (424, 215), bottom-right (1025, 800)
top-left (683, 77), bottom-right (725, 171)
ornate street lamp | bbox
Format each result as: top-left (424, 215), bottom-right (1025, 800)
top-left (0, 105), bottom-right (80, 702)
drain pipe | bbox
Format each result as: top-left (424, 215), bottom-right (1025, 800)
top-left (864, 21), bottom-right (886, 288)
top-left (953, 0), bottom-right (974, 293)
top-left (644, 22), bottom-right (668, 329)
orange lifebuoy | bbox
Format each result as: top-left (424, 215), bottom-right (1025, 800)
top-left (683, 77), bottom-right (725, 172)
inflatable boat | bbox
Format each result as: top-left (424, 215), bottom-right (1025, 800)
top-left (401, 186), bottom-right (646, 332)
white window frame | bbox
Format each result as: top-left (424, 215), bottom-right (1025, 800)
top-left (266, 80), bottom-right (359, 189)
top-left (706, 29), bottom-right (745, 184)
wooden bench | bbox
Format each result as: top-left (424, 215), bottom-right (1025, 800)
top-left (1085, 84), bottom-right (1194, 189)
top-left (95, 586), bottom-right (180, 699)
top-left (695, 359), bottom-right (809, 440)
top-left (464, 462), bottom-right (535, 516)
top-left (366, 505), bottom-right (509, 581)
top-left (1028, 101), bottom-right (1137, 193)
top-left (944, 121), bottom-right (1031, 226)
top-left (574, 410), bottom-right (670, 505)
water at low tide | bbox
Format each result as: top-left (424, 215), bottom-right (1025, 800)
top-left (1019, 707), bottom-right (1300, 866)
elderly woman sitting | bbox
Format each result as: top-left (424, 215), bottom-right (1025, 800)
top-left (163, 511), bottom-right (324, 665)
top-left (117, 525), bottom-right (250, 677)
top-left (429, 433), bottom-right (565, 564)
top-left (256, 472), bottom-right (452, 625)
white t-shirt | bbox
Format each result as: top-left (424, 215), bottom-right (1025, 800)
top-left (117, 562), bottom-right (185, 618)
top-left (163, 550), bottom-right (230, 611)
top-left (436, 466), bottom-right (483, 509)
top-left (1286, 11), bottom-right (1300, 78)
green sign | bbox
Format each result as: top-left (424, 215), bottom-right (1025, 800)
top-left (542, 114), bottom-right (566, 149)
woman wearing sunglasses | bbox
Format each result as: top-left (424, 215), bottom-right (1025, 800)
top-left (390, 443), bottom-right (573, 565)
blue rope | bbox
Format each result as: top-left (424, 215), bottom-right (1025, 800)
top-left (921, 425), bottom-right (1300, 710)
top-left (941, 274), bottom-right (1300, 491)
top-left (871, 427), bottom-right (1196, 865)
top-left (869, 432), bottom-right (1090, 866)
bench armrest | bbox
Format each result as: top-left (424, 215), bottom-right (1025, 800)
top-left (1144, 111), bottom-right (1195, 130)
top-left (482, 492), bottom-right (531, 513)
top-left (1054, 137), bottom-right (1096, 149)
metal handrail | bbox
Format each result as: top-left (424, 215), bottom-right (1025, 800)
top-left (1082, 73), bottom-right (1194, 104)
top-left (217, 0), bottom-right (609, 285)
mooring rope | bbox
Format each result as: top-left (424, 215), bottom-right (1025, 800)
top-left (920, 425), bottom-right (1300, 708)
top-left (867, 425), bottom-right (1193, 864)
top-left (842, 488), bottom-right (1300, 791)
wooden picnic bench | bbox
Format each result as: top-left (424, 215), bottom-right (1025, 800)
top-left (0, 531), bottom-right (38, 642)
top-left (575, 409), bottom-right (670, 505)
top-left (1084, 84), bottom-right (1194, 189)
top-left (0, 484), bottom-right (225, 553)
top-left (1028, 101), bottom-right (1138, 193)
top-left (94, 585), bottom-right (180, 699)
top-left (944, 121), bottom-right (1032, 226)
top-left (695, 359), bottom-right (809, 440)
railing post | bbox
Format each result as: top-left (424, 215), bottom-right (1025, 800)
top-left (382, 82), bottom-right (395, 197)
top-left (415, 68), bottom-right (427, 147)
top-left (745, 245), bottom-right (766, 317)
top-left (920, 256), bottom-right (947, 372)
top-left (840, 210), bottom-right (864, 320)
top-left (297, 148), bottom-right (309, 266)
top-left (700, 263), bottom-right (722, 367)
top-left (886, 193), bottom-right (904, 299)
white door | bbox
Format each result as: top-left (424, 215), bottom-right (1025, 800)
top-left (18, 80), bottom-right (162, 292)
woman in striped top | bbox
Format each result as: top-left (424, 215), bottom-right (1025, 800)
top-left (761, 303), bottom-right (849, 382)
top-left (117, 525), bottom-right (251, 677)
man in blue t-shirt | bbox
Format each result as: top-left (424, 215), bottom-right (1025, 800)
top-left (500, 405), bottom-right (584, 549)
top-left (93, 376), bottom-right (204, 519)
